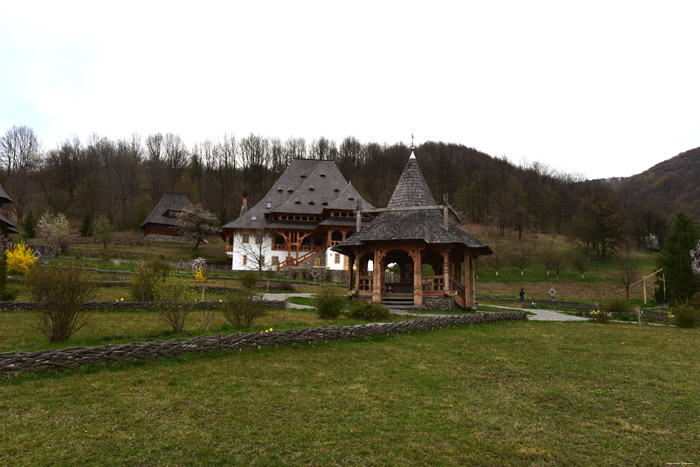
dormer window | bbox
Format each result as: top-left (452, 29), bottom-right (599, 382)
top-left (309, 202), bottom-right (315, 205)
top-left (251, 216), bottom-right (257, 221)
top-left (277, 189), bottom-right (283, 193)
top-left (301, 175), bottom-right (306, 179)
top-left (287, 190), bottom-right (294, 194)
top-left (333, 189), bottom-right (340, 193)
top-left (348, 197), bottom-right (355, 201)
top-left (320, 174), bottom-right (326, 178)
top-left (309, 187), bottom-right (315, 191)
top-left (322, 202), bottom-right (328, 206)
top-left (294, 201), bottom-right (301, 205)
top-left (266, 202), bottom-right (272, 209)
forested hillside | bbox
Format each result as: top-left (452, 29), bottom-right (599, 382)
top-left (0, 125), bottom-right (692, 257)
top-left (613, 146), bottom-right (700, 220)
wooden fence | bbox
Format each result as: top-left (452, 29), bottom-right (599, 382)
top-left (0, 311), bottom-right (526, 375)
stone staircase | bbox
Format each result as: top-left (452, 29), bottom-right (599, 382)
top-left (381, 296), bottom-right (415, 312)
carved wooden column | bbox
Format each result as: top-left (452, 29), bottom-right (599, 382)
top-left (372, 249), bottom-right (384, 304)
top-left (412, 248), bottom-right (423, 307)
top-left (348, 255), bottom-right (354, 291)
top-left (469, 253), bottom-right (476, 309)
top-left (355, 251), bottom-right (362, 293)
top-left (464, 251), bottom-right (471, 308)
top-left (443, 250), bottom-right (450, 292)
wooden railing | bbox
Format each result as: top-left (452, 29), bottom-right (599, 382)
top-left (277, 247), bottom-right (326, 270)
top-left (421, 275), bottom-right (444, 292)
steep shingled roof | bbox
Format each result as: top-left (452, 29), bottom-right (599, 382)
top-left (332, 152), bottom-right (492, 256)
top-left (326, 182), bottom-right (375, 211)
top-left (222, 159), bottom-right (373, 230)
top-left (140, 193), bottom-right (194, 228)
top-left (0, 183), bottom-right (13, 205)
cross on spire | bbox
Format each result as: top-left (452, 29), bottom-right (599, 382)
top-left (411, 133), bottom-right (414, 149)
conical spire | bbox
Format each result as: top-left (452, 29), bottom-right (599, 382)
top-left (387, 155), bottom-right (436, 208)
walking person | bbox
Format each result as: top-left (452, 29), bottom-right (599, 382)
top-left (519, 288), bottom-right (525, 307)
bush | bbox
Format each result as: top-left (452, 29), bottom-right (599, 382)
top-left (130, 259), bottom-right (171, 301)
top-left (589, 309), bottom-right (612, 323)
top-left (348, 301), bottom-right (391, 321)
top-left (239, 271), bottom-right (258, 289)
top-left (670, 301), bottom-right (699, 328)
top-left (222, 289), bottom-right (267, 329)
top-left (79, 214), bottom-right (93, 237)
top-left (604, 297), bottom-right (631, 316)
top-left (154, 279), bottom-right (195, 334)
top-left (266, 281), bottom-right (296, 292)
top-left (26, 266), bottom-right (97, 342)
top-left (6, 241), bottom-right (37, 275)
top-left (314, 287), bottom-right (346, 320)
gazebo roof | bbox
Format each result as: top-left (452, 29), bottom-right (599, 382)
top-left (332, 150), bottom-right (492, 256)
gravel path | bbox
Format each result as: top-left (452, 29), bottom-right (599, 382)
top-left (479, 304), bottom-right (588, 321)
top-left (260, 293), bottom-right (315, 309)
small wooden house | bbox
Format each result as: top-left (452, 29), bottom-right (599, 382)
top-left (0, 183), bottom-right (19, 235)
top-left (140, 193), bottom-right (194, 238)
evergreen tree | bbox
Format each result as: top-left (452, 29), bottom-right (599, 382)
top-left (79, 214), bottom-right (94, 237)
top-left (219, 206), bottom-right (228, 226)
top-left (656, 209), bottom-right (700, 303)
top-left (22, 210), bottom-right (36, 239)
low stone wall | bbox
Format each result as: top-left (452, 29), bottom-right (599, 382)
top-left (419, 296), bottom-right (456, 311)
top-left (144, 234), bottom-right (196, 244)
top-left (0, 311), bottom-right (527, 375)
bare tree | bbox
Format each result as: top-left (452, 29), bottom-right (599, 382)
top-left (240, 230), bottom-right (271, 279)
top-left (543, 241), bottom-right (565, 279)
top-left (512, 242), bottom-right (535, 276)
top-left (617, 255), bottom-right (640, 299)
top-left (5, 169), bottom-right (35, 222)
top-left (0, 125), bottom-right (41, 176)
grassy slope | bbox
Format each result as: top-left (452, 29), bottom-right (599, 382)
top-left (1, 321), bottom-right (698, 465)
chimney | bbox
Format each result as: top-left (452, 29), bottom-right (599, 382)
top-left (240, 192), bottom-right (248, 215)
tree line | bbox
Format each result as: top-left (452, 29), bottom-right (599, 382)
top-left (0, 125), bottom-right (676, 257)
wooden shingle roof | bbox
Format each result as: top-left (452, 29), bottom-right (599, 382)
top-left (140, 193), bottom-right (194, 228)
top-left (222, 159), bottom-right (373, 230)
top-left (333, 153), bottom-right (492, 255)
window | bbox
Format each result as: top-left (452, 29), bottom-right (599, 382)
top-left (314, 258), bottom-right (322, 267)
top-left (334, 253), bottom-right (340, 264)
top-left (261, 256), bottom-right (265, 266)
top-left (251, 216), bottom-right (257, 221)
top-left (255, 235), bottom-right (263, 245)
top-left (242, 255), bottom-right (247, 266)
top-left (271, 256), bottom-right (279, 266)
top-left (266, 202), bottom-right (272, 209)
top-left (242, 233), bottom-right (249, 244)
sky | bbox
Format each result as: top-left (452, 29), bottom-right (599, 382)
top-left (1, 0), bottom-right (699, 179)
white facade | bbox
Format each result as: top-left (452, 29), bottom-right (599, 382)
top-left (229, 231), bottom-right (350, 271)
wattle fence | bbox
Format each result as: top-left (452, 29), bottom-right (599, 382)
top-left (0, 311), bottom-right (525, 375)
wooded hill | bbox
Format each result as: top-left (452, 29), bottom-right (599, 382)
top-left (1, 125), bottom-right (697, 256)
top-left (612, 146), bottom-right (700, 220)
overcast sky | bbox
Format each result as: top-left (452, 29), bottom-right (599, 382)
top-left (1, 1), bottom-right (698, 179)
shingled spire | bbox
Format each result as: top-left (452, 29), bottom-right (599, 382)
top-left (387, 150), bottom-right (436, 208)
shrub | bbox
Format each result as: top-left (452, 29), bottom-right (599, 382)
top-left (6, 241), bottom-right (37, 275)
top-left (154, 279), bottom-right (195, 334)
top-left (79, 213), bottom-right (93, 237)
top-left (589, 309), bottom-right (612, 323)
top-left (26, 266), bottom-right (97, 343)
top-left (348, 301), bottom-right (391, 321)
top-left (130, 259), bottom-right (171, 301)
top-left (266, 281), bottom-right (296, 292)
top-left (670, 301), bottom-right (699, 328)
top-left (604, 297), bottom-right (631, 316)
top-left (239, 271), bottom-right (258, 289)
top-left (0, 256), bottom-right (7, 291)
top-left (222, 289), bottom-right (267, 329)
top-left (22, 211), bottom-right (36, 239)
top-left (314, 287), bottom-right (346, 320)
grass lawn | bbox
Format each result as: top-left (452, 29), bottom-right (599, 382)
top-left (0, 307), bottom-right (407, 353)
top-left (1, 321), bottom-right (698, 465)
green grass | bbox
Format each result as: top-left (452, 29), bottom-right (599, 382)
top-left (287, 296), bottom-right (314, 306)
top-left (1, 322), bottom-right (699, 464)
top-left (0, 308), bottom-right (409, 352)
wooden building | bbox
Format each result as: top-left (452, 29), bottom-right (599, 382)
top-left (332, 150), bottom-right (492, 309)
top-left (220, 159), bottom-right (374, 271)
top-left (0, 183), bottom-right (19, 235)
top-left (140, 193), bottom-right (194, 238)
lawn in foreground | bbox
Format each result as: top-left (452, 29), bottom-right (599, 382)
top-left (1, 322), bottom-right (699, 465)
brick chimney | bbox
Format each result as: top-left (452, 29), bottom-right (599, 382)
top-left (240, 192), bottom-right (248, 215)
